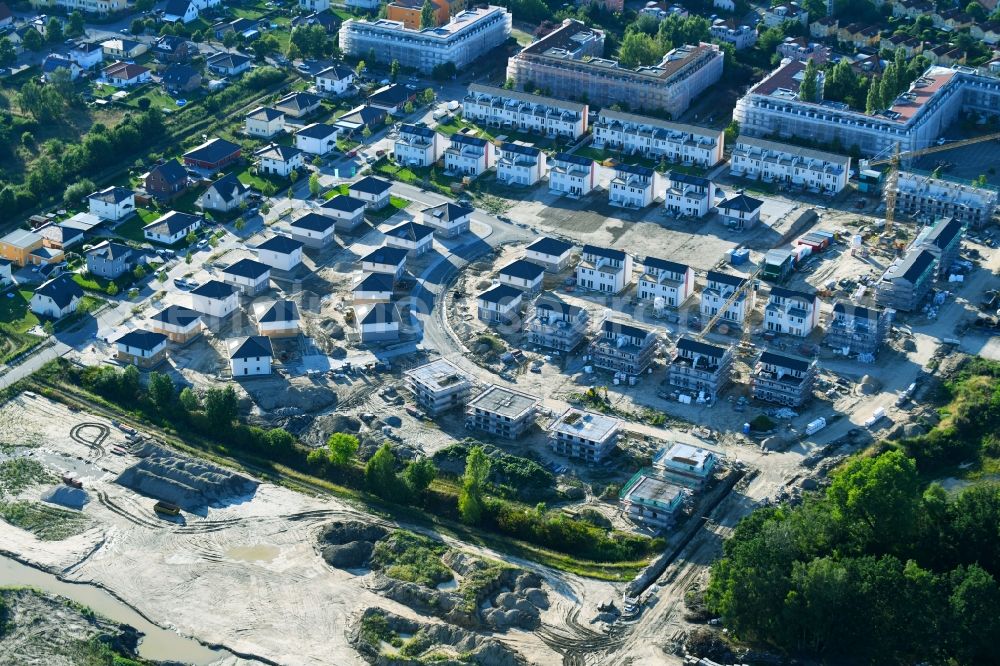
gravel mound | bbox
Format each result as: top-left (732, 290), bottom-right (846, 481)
top-left (40, 486), bottom-right (88, 510)
top-left (318, 520), bottom-right (388, 569)
top-left (115, 443), bottom-right (258, 512)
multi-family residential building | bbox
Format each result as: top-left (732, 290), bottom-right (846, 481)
top-left (496, 142), bottom-right (547, 186)
top-left (667, 336), bottom-right (733, 400)
top-left (710, 18), bottom-right (756, 50)
top-left (314, 63), bottom-right (355, 96)
top-left (385, 0), bottom-right (461, 29)
top-left (718, 193), bottom-right (763, 230)
top-left (637, 257), bottom-right (694, 308)
top-left (892, 172), bottom-right (997, 228)
top-left (525, 236), bottom-right (574, 272)
top-left (609, 164), bottom-right (657, 208)
top-left (664, 172), bottom-right (715, 218)
top-left (639, 1), bottom-right (687, 20)
top-left (913, 217), bottom-right (965, 278)
top-left (526, 292), bottom-right (589, 351)
top-left (466, 384), bottom-right (539, 439)
top-left (765, 287), bottom-right (819, 337)
top-left (548, 408), bottom-right (622, 462)
top-left (700, 270), bottom-right (756, 326)
top-left (752, 350), bottom-right (817, 407)
top-left (735, 61), bottom-right (1000, 157)
top-left (548, 153), bottom-right (595, 197)
top-left (87, 186), bottom-right (134, 221)
top-left (394, 124), bottom-right (447, 167)
top-left (619, 470), bottom-right (685, 529)
top-left (730, 136), bottom-right (851, 193)
top-left (497, 259), bottom-right (545, 293)
top-left (589, 318), bottom-right (658, 376)
top-left (476, 284), bottom-right (523, 326)
top-left (762, 2), bottom-right (808, 27)
top-left (826, 301), bottom-right (890, 358)
top-left (444, 133), bottom-right (494, 177)
top-left (876, 248), bottom-right (938, 312)
top-left (339, 6), bottom-right (512, 73)
top-left (461, 84), bottom-right (588, 139)
top-left (405, 358), bottom-right (473, 415)
top-left (776, 36), bottom-right (830, 63)
top-left (577, 245), bottom-right (633, 294)
top-left (652, 443), bottom-right (717, 489)
top-left (592, 110), bottom-right (724, 168)
top-left (34, 0), bottom-right (125, 16)
top-left (420, 202), bottom-right (473, 238)
top-left (507, 20), bottom-right (722, 116)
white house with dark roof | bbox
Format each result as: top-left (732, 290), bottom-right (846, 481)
top-left (315, 63), bottom-right (355, 96)
top-left (229, 335), bottom-right (273, 376)
top-left (88, 186), bottom-right (135, 221)
top-left (664, 172), bottom-right (715, 218)
top-left (355, 302), bottom-right (400, 342)
top-left (577, 245), bottom-right (633, 294)
top-left (86, 241), bottom-right (134, 279)
top-left (667, 336), bottom-right (734, 399)
top-left (30, 275), bottom-right (83, 319)
top-left (462, 83), bottom-right (588, 139)
top-left (384, 221), bottom-right (434, 256)
top-left (254, 235), bottom-right (303, 271)
top-left (752, 349), bottom-right (817, 406)
top-left (764, 287), bottom-right (819, 337)
top-left (275, 91), bottom-right (323, 118)
top-left (353, 272), bottom-right (395, 304)
top-left (525, 236), bottom-right (574, 272)
top-left (70, 42), bottom-right (105, 70)
top-left (444, 134), bottom-right (494, 177)
top-left (257, 144), bottom-right (304, 178)
top-left (163, 0), bottom-right (199, 23)
top-left (498, 259), bottom-right (545, 293)
top-left (221, 258), bottom-right (271, 296)
top-left (394, 124), bottom-right (446, 167)
top-left (592, 109), bottom-right (725, 168)
top-left (730, 136), bottom-right (850, 193)
top-left (115, 330), bottom-right (168, 368)
top-left (420, 202), bottom-right (473, 238)
top-left (319, 195), bottom-right (367, 232)
top-left (914, 216), bottom-right (965, 278)
top-left (150, 305), bottom-right (203, 343)
top-left (477, 284), bottom-right (523, 326)
top-left (207, 51), bottom-right (252, 76)
top-left (256, 300), bottom-right (300, 338)
top-left (527, 293), bottom-right (589, 351)
top-left (143, 211), bottom-right (201, 245)
top-left (349, 176), bottom-right (392, 210)
top-left (638, 257), bottom-right (694, 308)
top-left (609, 164), bottom-right (657, 208)
top-left (496, 142), bottom-right (547, 186)
top-left (245, 107), bottom-right (285, 138)
top-left (700, 270), bottom-right (756, 326)
top-left (295, 123), bottom-right (339, 155)
top-left (198, 173), bottom-right (250, 213)
top-left (361, 245), bottom-right (407, 280)
top-left (548, 153), bottom-right (595, 197)
top-left (289, 212), bottom-right (337, 248)
top-left (191, 280), bottom-right (239, 318)
top-left (718, 193), bottom-right (763, 230)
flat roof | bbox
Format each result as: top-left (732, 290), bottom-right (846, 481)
top-left (468, 384), bottom-right (539, 419)
top-left (549, 408), bottom-right (622, 442)
top-left (655, 442), bottom-right (714, 471)
top-left (405, 358), bottom-right (472, 391)
top-left (624, 473), bottom-right (684, 507)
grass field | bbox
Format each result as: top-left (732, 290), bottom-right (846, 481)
top-left (0, 287), bottom-right (44, 364)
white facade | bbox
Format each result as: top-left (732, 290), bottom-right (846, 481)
top-left (245, 108), bottom-right (285, 138)
top-left (30, 289), bottom-right (80, 319)
top-left (394, 125), bottom-right (447, 167)
top-left (299, 0), bottom-right (330, 11)
top-left (315, 65), bottom-right (355, 96)
top-left (730, 136), bottom-right (850, 193)
top-left (143, 212), bottom-right (201, 245)
top-left (710, 19), bottom-right (757, 50)
top-left (609, 165), bottom-right (657, 208)
top-left (496, 143), bottom-right (547, 186)
top-left (894, 171), bottom-right (998, 228)
top-left (444, 135), bottom-right (494, 177)
top-left (87, 187), bottom-right (135, 221)
top-left (593, 109), bottom-right (724, 168)
top-left (230, 341), bottom-right (272, 376)
top-left (295, 124), bottom-right (339, 156)
top-left (191, 284), bottom-right (239, 318)
top-left (700, 271), bottom-right (756, 325)
top-left (258, 146), bottom-right (304, 178)
top-left (462, 84), bottom-right (588, 139)
top-left (256, 239), bottom-right (303, 271)
top-left (548, 153), bottom-right (595, 197)
top-left (577, 245), bottom-right (633, 294)
top-left (764, 287), bottom-right (820, 337)
top-left (664, 172), bottom-right (715, 218)
top-left (637, 257), bottom-right (694, 308)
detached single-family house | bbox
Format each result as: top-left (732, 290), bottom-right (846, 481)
top-left (384, 221), bottom-right (434, 257)
top-left (86, 241), bottom-right (134, 279)
top-left (355, 302), bottom-right (400, 343)
top-left (150, 305), bottom-right (203, 343)
top-left (333, 104), bottom-right (387, 135)
top-left (221, 258), bottom-right (271, 296)
top-left (718, 193), bottom-right (763, 230)
top-left (152, 35), bottom-right (197, 63)
top-left (319, 195), bottom-right (367, 232)
top-left (498, 259), bottom-right (545, 294)
top-left (477, 284), bottom-right (523, 327)
top-left (349, 176), bottom-right (393, 210)
top-left (256, 300), bottom-right (300, 338)
top-left (102, 61), bottom-right (151, 88)
top-left (143, 211), bottom-right (201, 245)
top-left (70, 42), bottom-right (105, 70)
top-left (184, 138), bottom-right (242, 172)
top-left (289, 212), bottom-right (337, 248)
top-left (163, 0), bottom-right (199, 24)
top-left (525, 236), bottom-right (574, 272)
top-left (367, 83), bottom-right (415, 114)
top-left (207, 52), bottom-right (252, 77)
top-left (161, 64), bottom-right (202, 93)
top-left (30, 275), bottom-right (83, 319)
top-left (548, 153), bottom-right (595, 198)
top-left (145, 159), bottom-right (188, 200)
top-left (42, 55), bottom-right (82, 81)
top-left (352, 271), bottom-right (395, 304)
top-left (361, 245), bottom-right (407, 281)
top-left (88, 186), bottom-right (135, 221)
top-left (420, 202), bottom-right (472, 238)
top-left (198, 173), bottom-right (251, 213)
top-left (190, 280), bottom-right (239, 318)
top-left (609, 164), bottom-right (656, 208)
top-left (229, 335), bottom-right (273, 377)
top-left (0, 229), bottom-right (44, 267)
top-left (101, 38), bottom-right (147, 59)
top-left (245, 107), bottom-right (285, 138)
top-left (115, 330), bottom-right (169, 368)
top-left (315, 64), bottom-right (355, 96)
top-left (254, 235), bottom-right (303, 271)
top-left (295, 123), bottom-right (339, 156)
top-left (275, 91), bottom-right (323, 118)
top-left (257, 144), bottom-right (304, 178)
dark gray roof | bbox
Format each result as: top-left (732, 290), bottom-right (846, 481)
top-left (143, 211), bottom-right (200, 236)
top-left (89, 186), bottom-right (133, 204)
top-left (616, 163), bottom-right (655, 177)
top-left (769, 286), bottom-right (815, 303)
top-left (34, 275), bottom-right (83, 309)
top-left (602, 318), bottom-right (652, 340)
top-left (162, 64), bottom-right (199, 85)
top-left (449, 133), bottom-right (488, 147)
top-left (400, 123), bottom-right (435, 138)
top-left (349, 176), bottom-right (392, 196)
top-left (206, 172), bottom-right (249, 203)
top-left (231, 335), bottom-right (273, 359)
top-left (291, 212), bottom-right (337, 232)
top-left (527, 236), bottom-right (573, 257)
top-left (759, 349), bottom-right (811, 372)
top-left (500, 142), bottom-right (541, 156)
top-left (422, 202), bottom-right (472, 223)
top-left (116, 329), bottom-right (167, 350)
top-left (706, 270), bottom-right (747, 288)
top-left (368, 83), bottom-right (412, 106)
top-left (149, 159), bottom-right (186, 185)
top-left (923, 217), bottom-right (963, 250)
top-left (295, 122), bottom-right (337, 139)
top-left (362, 245), bottom-right (407, 266)
top-left (583, 244), bottom-right (626, 262)
top-left (667, 171), bottom-right (711, 187)
top-left (355, 272), bottom-right (395, 292)
top-left (259, 300), bottom-right (298, 323)
top-left (191, 279), bottom-right (237, 299)
top-left (552, 152), bottom-right (592, 167)
top-left (643, 256), bottom-right (688, 274)
top-left (499, 259), bottom-right (545, 281)
top-left (184, 137), bottom-right (241, 164)
top-left (276, 91), bottom-right (322, 112)
top-left (207, 52), bottom-right (251, 69)
top-left (87, 241), bottom-right (133, 261)
top-left (478, 284), bottom-right (522, 304)
top-left (676, 336), bottom-right (726, 358)
top-left (895, 249), bottom-right (936, 284)
top-left (316, 63), bottom-right (354, 80)
top-left (359, 302), bottom-right (399, 326)
top-left (321, 194), bottom-right (366, 212)
top-left (535, 293), bottom-right (582, 317)
top-left (163, 0), bottom-right (192, 17)
top-left (385, 222), bottom-right (434, 243)
top-left (721, 193), bottom-right (764, 212)
top-left (833, 301), bottom-right (879, 319)
top-left (223, 258), bottom-right (270, 280)
top-left (255, 235), bottom-right (303, 254)
top-left (247, 106), bottom-right (284, 121)
top-left (151, 305), bottom-right (201, 327)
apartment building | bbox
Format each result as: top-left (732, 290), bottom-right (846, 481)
top-left (592, 110), bottom-right (724, 168)
top-left (619, 470), bottom-right (685, 529)
top-left (526, 292), bottom-right (589, 351)
top-left (637, 257), bottom-right (694, 308)
top-left (776, 37), bottom-right (830, 63)
top-left (893, 172), bottom-right (997, 228)
top-left (404, 358), bottom-right (472, 415)
top-left (763, 2), bottom-right (808, 27)
top-left (752, 350), bottom-right (817, 407)
top-left (664, 172), bottom-right (715, 218)
top-left (652, 442), bottom-right (717, 489)
top-left (875, 248), bottom-right (938, 312)
top-left (913, 217), bottom-right (965, 278)
top-left (548, 408), bottom-right (622, 462)
top-left (710, 18), bottom-right (756, 50)
top-left (497, 142), bottom-right (547, 186)
top-left (700, 270), bottom-right (756, 326)
top-left (730, 136), bottom-right (851, 193)
top-left (444, 133), bottom-right (494, 177)
top-left (466, 384), bottom-right (539, 439)
top-left (548, 153), bottom-right (595, 197)
top-left (764, 287), bottom-right (819, 337)
top-left (589, 318), bottom-right (658, 377)
top-left (826, 301), bottom-right (890, 358)
top-left (577, 244), bottom-right (633, 294)
top-left (339, 6), bottom-right (511, 73)
top-left (394, 124), bottom-right (447, 167)
top-left (609, 164), bottom-right (657, 208)
top-left (505, 20), bottom-right (723, 116)
top-left (666, 336), bottom-right (734, 400)
top-left (462, 84), bottom-right (588, 139)
top-left (735, 61), bottom-right (1000, 157)
top-left (32, 0), bottom-right (125, 15)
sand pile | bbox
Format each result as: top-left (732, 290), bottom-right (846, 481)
top-left (40, 485), bottom-right (88, 510)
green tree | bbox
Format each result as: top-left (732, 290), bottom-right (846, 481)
top-left (422, 88), bottom-right (435, 105)
top-left (724, 119), bottom-right (739, 145)
top-left (290, 169), bottom-right (300, 184)
top-left (133, 265), bottom-right (146, 279)
top-left (866, 77), bottom-right (882, 114)
top-left (365, 442), bottom-right (399, 498)
top-left (458, 446), bottom-right (490, 525)
top-left (973, 174), bottom-right (988, 188)
top-left (131, 18), bottom-right (145, 35)
top-left (106, 282), bottom-right (119, 296)
top-left (403, 100), bottom-right (414, 114)
top-left (67, 11), bottom-right (85, 38)
top-left (157, 270), bottom-right (167, 282)
top-left (185, 231), bottom-right (197, 244)
top-left (179, 387), bottom-right (200, 412)
top-left (204, 386), bottom-right (238, 428)
top-left (420, 0), bottom-right (436, 28)
top-left (0, 37), bottom-right (15, 67)
top-left (22, 28), bottom-right (44, 52)
top-left (361, 125), bottom-right (372, 139)
top-left (185, 251), bottom-right (193, 264)
top-left (355, 59), bottom-right (366, 76)
top-left (223, 31), bottom-right (238, 49)
top-left (308, 172), bottom-right (320, 197)
top-left (618, 31), bottom-right (661, 68)
top-left (403, 457), bottom-right (436, 495)
top-left (63, 179), bottom-right (96, 206)
top-left (799, 58), bottom-right (818, 103)
top-left (326, 432), bottom-right (359, 467)
top-left (147, 372), bottom-right (174, 410)
top-left (46, 17), bottom-right (64, 44)
top-left (390, 58), bottom-right (400, 82)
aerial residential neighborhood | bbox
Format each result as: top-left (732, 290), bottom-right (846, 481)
top-left (0, 0), bottom-right (999, 663)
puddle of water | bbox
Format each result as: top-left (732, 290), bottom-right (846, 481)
top-left (436, 578), bottom-right (459, 592)
top-left (0, 556), bottom-right (230, 665)
top-left (225, 544), bottom-right (280, 563)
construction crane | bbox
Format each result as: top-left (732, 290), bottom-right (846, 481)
top-left (860, 131), bottom-right (1000, 235)
top-left (696, 266), bottom-right (762, 356)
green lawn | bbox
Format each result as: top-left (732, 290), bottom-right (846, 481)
top-left (366, 195), bottom-right (410, 222)
top-left (115, 212), bottom-right (157, 243)
top-left (0, 288), bottom-right (39, 334)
